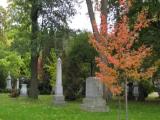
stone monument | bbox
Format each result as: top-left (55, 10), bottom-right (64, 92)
top-left (133, 82), bottom-right (139, 101)
top-left (81, 77), bottom-right (108, 112)
top-left (54, 58), bottom-right (65, 105)
top-left (16, 79), bottom-right (19, 90)
top-left (6, 72), bottom-right (12, 90)
top-left (20, 84), bottom-right (28, 96)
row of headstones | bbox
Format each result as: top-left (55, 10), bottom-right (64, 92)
top-left (6, 58), bottom-right (140, 112)
top-left (7, 57), bottom-right (141, 112)
top-left (6, 73), bottom-right (27, 96)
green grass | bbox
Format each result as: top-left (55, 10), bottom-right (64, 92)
top-left (0, 94), bottom-right (160, 120)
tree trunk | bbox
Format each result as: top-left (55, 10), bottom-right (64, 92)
top-left (117, 95), bottom-right (121, 120)
top-left (100, 0), bottom-right (108, 35)
top-left (86, 0), bottom-right (108, 40)
top-left (29, 0), bottom-right (39, 99)
top-left (29, 55), bottom-right (39, 99)
top-left (125, 79), bottom-right (128, 120)
top-left (86, 0), bottom-right (100, 41)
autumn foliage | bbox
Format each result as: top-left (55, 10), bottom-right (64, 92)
top-left (90, 3), bottom-right (155, 95)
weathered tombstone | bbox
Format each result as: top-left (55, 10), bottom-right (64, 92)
top-left (54, 58), bottom-right (65, 105)
top-left (16, 79), bottom-right (19, 90)
top-left (133, 82), bottom-right (139, 101)
top-left (81, 77), bottom-right (108, 112)
top-left (20, 84), bottom-right (28, 96)
top-left (154, 79), bottom-right (160, 97)
top-left (6, 72), bottom-right (12, 90)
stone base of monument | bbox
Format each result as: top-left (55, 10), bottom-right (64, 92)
top-left (54, 95), bottom-right (66, 105)
top-left (81, 97), bottom-right (109, 112)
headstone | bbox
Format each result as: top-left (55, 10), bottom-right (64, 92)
top-left (81, 77), bottom-right (108, 112)
top-left (6, 72), bottom-right (12, 90)
top-left (16, 79), bottom-right (19, 90)
top-left (154, 79), bottom-right (160, 97)
top-left (20, 84), bottom-right (28, 96)
top-left (54, 58), bottom-right (65, 105)
top-left (133, 82), bottom-right (139, 101)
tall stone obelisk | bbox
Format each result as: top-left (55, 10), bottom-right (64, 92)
top-left (54, 58), bottom-right (65, 105)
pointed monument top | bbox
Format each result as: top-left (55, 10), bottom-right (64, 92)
top-left (58, 58), bottom-right (62, 63)
top-left (58, 57), bottom-right (61, 61)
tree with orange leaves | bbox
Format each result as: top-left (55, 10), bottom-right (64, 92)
top-left (91, 9), bottom-right (155, 94)
top-left (86, 0), bottom-right (156, 120)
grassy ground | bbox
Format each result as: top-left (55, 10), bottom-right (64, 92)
top-left (0, 94), bottom-right (160, 120)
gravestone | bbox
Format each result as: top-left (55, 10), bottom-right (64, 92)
top-left (6, 72), bottom-right (12, 90)
top-left (81, 77), bottom-right (108, 112)
top-left (133, 82), bottom-right (139, 101)
top-left (16, 79), bottom-right (19, 90)
top-left (20, 84), bottom-right (28, 96)
top-left (54, 58), bottom-right (65, 105)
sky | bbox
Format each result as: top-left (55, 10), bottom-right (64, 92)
top-left (0, 0), bottom-right (100, 31)
top-left (0, 0), bottom-right (8, 8)
top-left (68, 1), bottom-right (100, 31)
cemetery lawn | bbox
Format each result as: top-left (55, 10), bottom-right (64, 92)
top-left (0, 94), bottom-right (160, 120)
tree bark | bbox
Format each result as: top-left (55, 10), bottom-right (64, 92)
top-left (125, 79), bottom-right (128, 120)
top-left (29, 0), bottom-right (39, 99)
top-left (86, 0), bottom-right (108, 40)
top-left (86, 0), bottom-right (100, 41)
top-left (117, 95), bottom-right (121, 120)
top-left (100, 0), bottom-right (108, 35)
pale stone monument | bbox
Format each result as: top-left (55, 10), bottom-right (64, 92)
top-left (20, 84), bottom-right (28, 96)
top-left (133, 82), bottom-right (139, 101)
top-left (6, 72), bottom-right (12, 90)
top-left (81, 77), bottom-right (108, 112)
top-left (16, 79), bottom-right (19, 90)
top-left (54, 58), bottom-right (65, 105)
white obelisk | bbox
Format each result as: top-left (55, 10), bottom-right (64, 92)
top-left (54, 58), bottom-right (65, 105)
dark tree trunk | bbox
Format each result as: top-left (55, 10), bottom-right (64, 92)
top-left (100, 0), bottom-right (108, 35)
top-left (125, 79), bottom-right (129, 120)
top-left (29, 55), bottom-right (39, 98)
top-left (86, 0), bottom-right (108, 40)
top-left (86, 0), bottom-right (100, 41)
top-left (29, 0), bottom-right (39, 99)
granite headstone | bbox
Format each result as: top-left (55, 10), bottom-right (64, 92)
top-left (20, 84), bottom-right (28, 96)
top-left (6, 72), bottom-right (12, 90)
top-left (81, 77), bottom-right (108, 112)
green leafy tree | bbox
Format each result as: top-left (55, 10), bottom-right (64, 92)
top-left (128, 1), bottom-right (160, 95)
top-left (44, 49), bottom-right (57, 87)
top-left (7, 0), bottom-right (77, 98)
top-left (63, 32), bottom-right (98, 100)
top-left (0, 6), bottom-right (7, 45)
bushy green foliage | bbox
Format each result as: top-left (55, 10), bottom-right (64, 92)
top-left (0, 51), bottom-right (30, 78)
top-left (44, 49), bottom-right (57, 87)
top-left (138, 80), bottom-right (154, 101)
